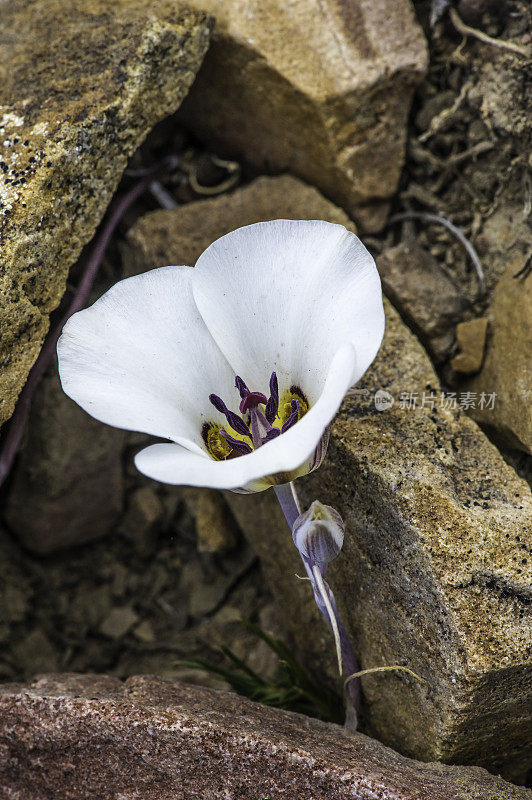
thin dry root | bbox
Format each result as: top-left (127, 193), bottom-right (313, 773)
top-left (344, 665), bottom-right (428, 689)
top-left (388, 211), bottom-right (486, 299)
top-left (449, 7), bottom-right (531, 59)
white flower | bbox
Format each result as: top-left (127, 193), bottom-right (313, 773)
top-left (57, 220), bottom-right (384, 492)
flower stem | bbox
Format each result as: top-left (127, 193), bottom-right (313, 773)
top-left (274, 482), bottom-right (301, 530)
top-left (312, 564), bottom-right (342, 674)
top-left (274, 482), bottom-right (361, 730)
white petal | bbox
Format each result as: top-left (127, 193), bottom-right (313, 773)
top-left (57, 266), bottom-right (239, 452)
top-left (192, 220), bottom-right (384, 403)
top-left (135, 344), bottom-right (356, 491)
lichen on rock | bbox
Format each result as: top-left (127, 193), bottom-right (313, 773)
top-left (0, 0), bottom-right (212, 428)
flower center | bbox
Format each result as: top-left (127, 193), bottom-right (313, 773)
top-left (202, 372), bottom-right (309, 461)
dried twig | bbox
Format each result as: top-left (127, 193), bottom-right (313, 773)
top-left (419, 84), bottom-right (468, 143)
top-left (449, 7), bottom-right (531, 59)
top-left (446, 140), bottom-right (494, 166)
top-left (388, 211), bottom-right (486, 298)
top-left (513, 252), bottom-right (532, 280)
top-left (181, 155), bottom-right (241, 197)
top-left (344, 665), bottom-right (427, 688)
top-left (189, 170), bottom-right (240, 196)
top-left (149, 180), bottom-right (179, 210)
top-left (0, 155), bottom-right (179, 488)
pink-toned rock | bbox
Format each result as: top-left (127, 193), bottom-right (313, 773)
top-left (0, 673), bottom-right (528, 800)
top-left (0, 0), bottom-right (212, 428)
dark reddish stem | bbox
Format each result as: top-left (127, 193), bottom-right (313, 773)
top-left (0, 155), bottom-right (179, 488)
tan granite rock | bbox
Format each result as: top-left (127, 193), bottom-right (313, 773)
top-left (181, 487), bottom-right (238, 553)
top-left (123, 176), bottom-right (532, 780)
top-left (228, 302), bottom-right (532, 782)
top-left (451, 317), bottom-right (489, 374)
top-left (176, 0), bottom-right (427, 231)
top-left (377, 242), bottom-right (466, 362)
top-left (3, 369), bottom-right (124, 554)
top-left (0, 674), bottom-right (528, 800)
top-left (464, 265), bottom-right (532, 453)
top-left (119, 487), bottom-right (164, 557)
top-left (123, 174), bottom-right (357, 274)
top-left (0, 0), bottom-right (212, 428)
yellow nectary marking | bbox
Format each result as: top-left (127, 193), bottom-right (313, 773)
top-left (203, 422), bottom-right (252, 461)
top-left (205, 424), bottom-right (233, 461)
top-left (204, 384), bottom-right (310, 461)
top-left (276, 387), bottom-right (309, 429)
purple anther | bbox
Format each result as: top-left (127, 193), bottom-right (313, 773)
top-left (262, 427), bottom-right (281, 444)
top-left (220, 429), bottom-right (253, 455)
top-left (209, 393), bottom-right (251, 437)
top-left (235, 375), bottom-right (250, 399)
top-left (281, 399), bottom-right (300, 433)
top-left (265, 371), bottom-right (279, 424)
top-left (239, 391), bottom-right (268, 414)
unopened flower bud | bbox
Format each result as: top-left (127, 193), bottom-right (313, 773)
top-left (292, 500), bottom-right (344, 564)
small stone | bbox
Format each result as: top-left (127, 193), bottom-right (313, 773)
top-left (119, 487), bottom-right (164, 557)
top-left (377, 242), bottom-right (466, 362)
top-left (181, 488), bottom-right (238, 553)
top-left (111, 564), bottom-right (130, 599)
top-left (68, 584), bottom-right (113, 636)
top-left (465, 265), bottom-right (532, 453)
top-left (132, 620), bottom-right (156, 644)
top-left (11, 630), bottom-right (59, 677)
top-left (0, 0), bottom-right (212, 428)
top-left (99, 606), bottom-right (139, 640)
top-left (1, 585), bottom-right (31, 624)
top-left (451, 317), bottom-right (489, 373)
top-left (212, 606), bottom-right (242, 626)
top-left (180, 545), bottom-right (256, 620)
top-left (3, 369), bottom-right (124, 554)
top-left (176, 0), bottom-right (427, 229)
top-left (0, 674), bottom-right (528, 800)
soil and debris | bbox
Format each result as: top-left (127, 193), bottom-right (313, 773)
top-left (0, 483), bottom-right (283, 685)
top-left (1, 0), bottom-right (531, 699)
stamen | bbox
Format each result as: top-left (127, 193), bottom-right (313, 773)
top-left (209, 393), bottom-right (251, 437)
top-left (265, 371), bottom-right (279, 424)
top-left (206, 374), bottom-right (309, 462)
top-left (249, 407), bottom-right (263, 450)
top-left (235, 375), bottom-right (249, 399)
top-left (220, 430), bottom-right (253, 455)
top-left (281, 399), bottom-right (300, 433)
top-left (239, 391), bottom-right (268, 414)
top-left (262, 427), bottom-right (281, 443)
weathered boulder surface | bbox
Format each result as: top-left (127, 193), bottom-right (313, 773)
top-left (0, 0), bottom-right (212, 428)
top-left (464, 264), bottom-right (532, 454)
top-left (123, 176), bottom-right (532, 781)
top-left (0, 674), bottom-right (528, 800)
top-left (123, 173), bottom-right (357, 273)
top-left (229, 302), bottom-right (532, 782)
top-left (451, 317), bottom-right (489, 375)
top-left (377, 242), bottom-right (466, 362)
top-left (3, 369), bottom-right (124, 554)
top-left (176, 0), bottom-right (427, 231)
